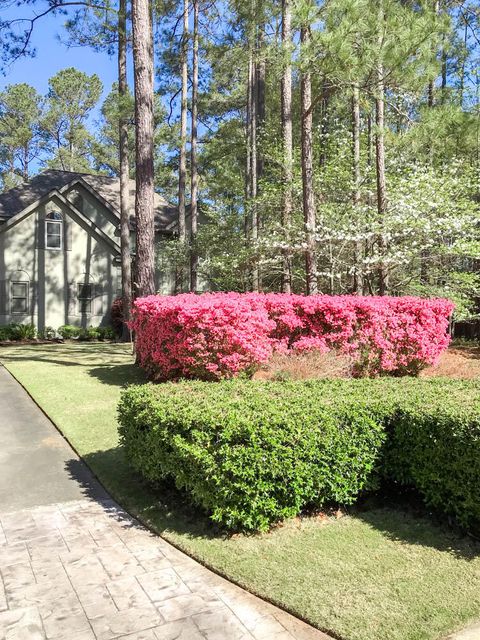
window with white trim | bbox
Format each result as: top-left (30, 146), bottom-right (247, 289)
top-left (11, 282), bottom-right (28, 314)
top-left (45, 211), bottom-right (62, 250)
top-left (77, 283), bottom-right (93, 315)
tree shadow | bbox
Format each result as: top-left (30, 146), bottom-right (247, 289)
top-left (351, 494), bottom-right (480, 562)
top-left (450, 346), bottom-right (480, 360)
top-left (0, 343), bottom-right (138, 374)
top-left (64, 447), bottom-right (227, 542)
top-left (87, 363), bottom-right (146, 386)
top-left (64, 446), bottom-right (480, 559)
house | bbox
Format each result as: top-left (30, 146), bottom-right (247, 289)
top-left (0, 169), bottom-right (180, 331)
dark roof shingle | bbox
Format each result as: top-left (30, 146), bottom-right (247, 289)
top-left (0, 170), bottom-right (178, 233)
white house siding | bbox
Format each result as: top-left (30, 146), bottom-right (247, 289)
top-left (154, 237), bottom-right (176, 295)
top-left (0, 178), bottom-right (194, 331)
top-left (0, 197), bottom-right (118, 331)
top-left (65, 185), bottom-right (119, 239)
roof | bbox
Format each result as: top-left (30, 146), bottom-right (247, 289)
top-left (0, 170), bottom-right (178, 233)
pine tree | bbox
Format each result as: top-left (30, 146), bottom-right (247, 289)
top-left (300, 23), bottom-right (317, 295)
top-left (280, 0), bottom-right (293, 293)
top-left (132, 0), bottom-right (156, 297)
top-left (118, 0), bottom-right (132, 338)
top-left (41, 67), bottom-right (102, 172)
top-left (178, 0), bottom-right (189, 249)
top-left (190, 0), bottom-right (200, 292)
top-left (0, 83), bottom-right (42, 188)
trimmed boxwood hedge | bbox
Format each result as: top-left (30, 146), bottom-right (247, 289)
top-left (118, 378), bottom-right (480, 532)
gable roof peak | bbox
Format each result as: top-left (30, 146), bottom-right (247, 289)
top-left (0, 169), bottom-right (178, 233)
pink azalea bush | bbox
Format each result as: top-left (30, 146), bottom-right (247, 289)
top-left (131, 293), bottom-right (454, 380)
top-left (131, 293), bottom-right (276, 380)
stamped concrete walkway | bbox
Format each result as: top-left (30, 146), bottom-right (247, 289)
top-left (0, 365), bottom-right (330, 640)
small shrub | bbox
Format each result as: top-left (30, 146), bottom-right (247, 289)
top-left (97, 326), bottom-right (116, 341)
top-left (0, 326), bottom-right (11, 341)
top-left (38, 326), bottom-right (56, 340)
top-left (58, 325), bottom-right (80, 340)
top-left (111, 297), bottom-right (125, 336)
top-left (78, 326), bottom-right (100, 341)
top-left (119, 378), bottom-right (480, 533)
top-left (7, 323), bottom-right (36, 341)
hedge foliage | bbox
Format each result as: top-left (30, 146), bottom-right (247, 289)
top-left (118, 378), bottom-right (480, 532)
top-left (383, 386), bottom-right (480, 531)
top-left (0, 323), bottom-right (116, 342)
top-left (0, 323), bottom-right (36, 341)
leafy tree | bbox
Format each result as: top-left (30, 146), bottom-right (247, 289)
top-left (0, 83), bottom-right (42, 189)
top-left (41, 67), bottom-right (103, 172)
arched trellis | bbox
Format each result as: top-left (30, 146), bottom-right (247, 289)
top-left (67, 273), bottom-right (104, 318)
top-left (8, 269), bottom-right (31, 315)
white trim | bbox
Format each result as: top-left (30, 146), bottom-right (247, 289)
top-left (45, 219), bottom-right (63, 250)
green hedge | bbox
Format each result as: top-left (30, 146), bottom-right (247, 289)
top-left (118, 379), bottom-right (480, 532)
top-left (383, 385), bottom-right (480, 531)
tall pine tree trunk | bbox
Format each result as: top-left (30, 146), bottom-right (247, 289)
top-left (178, 0), bottom-right (188, 248)
top-left (190, 0), bottom-right (199, 292)
top-left (352, 82), bottom-right (363, 294)
top-left (118, 0), bottom-right (132, 340)
top-left (427, 1), bottom-right (440, 107)
top-left (423, 0), bottom-right (441, 283)
top-left (132, 0), bottom-right (155, 297)
top-left (178, 0), bottom-right (189, 247)
top-left (23, 145), bottom-right (29, 181)
top-left (376, 1), bottom-right (388, 296)
top-left (175, 0), bottom-right (189, 293)
top-left (256, 14), bottom-right (265, 185)
top-left (459, 15), bottom-right (468, 107)
top-left (248, 37), bottom-right (259, 291)
top-left (441, 47), bottom-right (447, 100)
top-left (280, 0), bottom-right (292, 293)
top-left (300, 25), bottom-right (317, 295)
top-left (319, 81), bottom-right (329, 167)
top-left (245, 55), bottom-right (252, 237)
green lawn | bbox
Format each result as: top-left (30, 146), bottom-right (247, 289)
top-left (1, 343), bottom-right (479, 640)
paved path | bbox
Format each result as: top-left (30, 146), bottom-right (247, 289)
top-left (447, 622), bottom-right (480, 640)
top-left (0, 366), bottom-right (330, 640)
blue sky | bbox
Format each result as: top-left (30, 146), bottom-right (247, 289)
top-left (0, 5), bottom-right (119, 122)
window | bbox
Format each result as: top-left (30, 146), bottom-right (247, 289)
top-left (11, 282), bottom-right (28, 314)
top-left (77, 283), bottom-right (93, 315)
top-left (45, 211), bottom-right (62, 250)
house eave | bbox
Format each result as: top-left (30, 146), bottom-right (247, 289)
top-left (0, 187), bottom-right (121, 258)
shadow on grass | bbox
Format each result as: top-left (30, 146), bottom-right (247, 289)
top-left (88, 364), bottom-right (146, 386)
top-left (0, 343), bottom-right (134, 368)
top-left (0, 343), bottom-right (145, 387)
top-left (352, 494), bottom-right (480, 561)
top-left (64, 447), bottom-right (225, 542)
top-left (65, 446), bottom-right (480, 560)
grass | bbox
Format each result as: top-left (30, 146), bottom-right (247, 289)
top-left (1, 342), bottom-right (480, 640)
